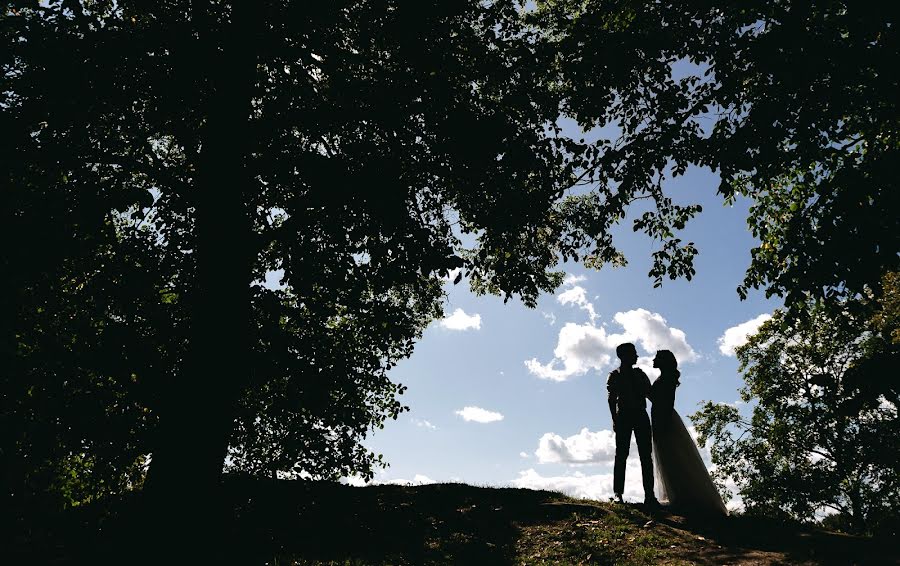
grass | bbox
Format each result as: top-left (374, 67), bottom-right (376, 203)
top-left (7, 478), bottom-right (897, 565)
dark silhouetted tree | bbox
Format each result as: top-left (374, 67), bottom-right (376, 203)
top-left (692, 283), bottom-right (900, 535)
top-left (535, 0), bottom-right (899, 303)
top-left (4, 3), bottom-right (704, 544)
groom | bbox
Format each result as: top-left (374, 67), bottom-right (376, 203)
top-left (607, 343), bottom-right (658, 506)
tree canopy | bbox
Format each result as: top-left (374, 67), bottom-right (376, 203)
top-left (3, 0), bottom-right (566, 512)
top-left (692, 278), bottom-right (900, 535)
top-left (4, 2), bottom-right (898, 551)
top-left (536, 0), bottom-right (899, 303)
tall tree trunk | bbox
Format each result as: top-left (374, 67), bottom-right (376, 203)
top-left (143, 1), bottom-right (257, 558)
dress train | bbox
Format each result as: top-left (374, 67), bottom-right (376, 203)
top-left (652, 409), bottom-right (727, 516)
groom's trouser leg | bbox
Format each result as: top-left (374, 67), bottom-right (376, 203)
top-left (613, 415), bottom-right (634, 495)
top-left (634, 411), bottom-right (654, 498)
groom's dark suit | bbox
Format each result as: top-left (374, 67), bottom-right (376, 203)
top-left (608, 366), bottom-right (654, 499)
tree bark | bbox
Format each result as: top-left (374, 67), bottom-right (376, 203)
top-left (142, 1), bottom-right (257, 559)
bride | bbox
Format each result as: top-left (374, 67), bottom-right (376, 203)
top-left (649, 350), bottom-right (727, 516)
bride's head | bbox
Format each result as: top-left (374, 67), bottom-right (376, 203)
top-left (653, 350), bottom-right (680, 382)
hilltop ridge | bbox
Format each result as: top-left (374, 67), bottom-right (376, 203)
top-left (10, 479), bottom-right (897, 565)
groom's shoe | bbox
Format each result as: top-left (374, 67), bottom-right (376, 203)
top-left (612, 493), bottom-right (624, 504)
top-left (643, 496), bottom-right (660, 509)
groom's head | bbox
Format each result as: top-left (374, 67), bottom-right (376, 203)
top-left (616, 343), bottom-right (638, 367)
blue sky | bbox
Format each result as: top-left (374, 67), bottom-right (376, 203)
top-left (342, 162), bottom-right (779, 506)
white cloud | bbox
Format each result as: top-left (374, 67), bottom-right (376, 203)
top-left (455, 406), bottom-right (504, 423)
top-left (635, 356), bottom-right (658, 380)
top-left (557, 274), bottom-right (598, 323)
top-left (535, 428), bottom-right (617, 465)
top-left (511, 460), bottom-right (646, 501)
top-left (411, 418), bottom-right (437, 430)
top-left (515, 424), bottom-right (743, 509)
top-left (542, 311), bottom-right (557, 326)
top-left (612, 309), bottom-right (697, 363)
top-left (519, 451), bottom-right (530, 458)
top-left (379, 474), bottom-right (436, 486)
top-left (525, 322), bottom-right (614, 381)
top-left (341, 473), bottom-right (437, 487)
top-left (525, 308), bottom-right (696, 381)
top-left (341, 475), bottom-right (369, 487)
top-left (558, 285), bottom-right (598, 323)
top-left (717, 314), bottom-right (771, 356)
top-left (563, 273), bottom-right (586, 286)
top-left (439, 308), bottom-right (482, 331)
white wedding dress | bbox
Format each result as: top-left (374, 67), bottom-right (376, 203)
top-left (651, 376), bottom-right (727, 516)
top-left (652, 409), bottom-right (727, 515)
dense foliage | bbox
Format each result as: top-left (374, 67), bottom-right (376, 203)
top-left (5, 3), bottom-right (898, 548)
top-left (536, 0), bottom-right (900, 302)
top-left (3, 0), bottom-right (696, 515)
top-left (692, 275), bottom-right (900, 535)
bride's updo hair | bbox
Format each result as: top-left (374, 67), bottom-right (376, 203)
top-left (656, 350), bottom-right (681, 385)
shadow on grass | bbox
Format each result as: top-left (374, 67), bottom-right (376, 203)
top-left (651, 507), bottom-right (899, 566)
top-left (5, 478), bottom-right (898, 565)
top-left (224, 478), bottom-right (580, 564)
top-left (5, 478), bottom-right (578, 565)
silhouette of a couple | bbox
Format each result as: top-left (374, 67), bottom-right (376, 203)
top-left (607, 343), bottom-right (726, 515)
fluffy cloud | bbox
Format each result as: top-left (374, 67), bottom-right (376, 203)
top-left (439, 308), bottom-right (482, 331)
top-left (717, 314), bottom-right (772, 356)
top-left (511, 460), bottom-right (646, 501)
top-left (515, 426), bottom-right (734, 506)
top-left (535, 428), bottom-right (617, 465)
top-left (563, 273), bottom-right (587, 286)
top-left (513, 464), bottom-right (742, 509)
top-left (455, 406), bottom-right (504, 423)
top-left (525, 322), bottom-right (614, 381)
top-left (525, 308), bottom-right (696, 381)
top-left (612, 309), bottom-right (697, 363)
top-left (558, 285), bottom-right (598, 323)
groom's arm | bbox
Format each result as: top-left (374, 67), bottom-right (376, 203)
top-left (638, 369), bottom-right (651, 399)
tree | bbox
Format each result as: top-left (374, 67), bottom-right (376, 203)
top-left (8, 0), bottom-right (732, 507)
top-left (2, 211), bottom-right (442, 512)
top-left (4, 0), bottom-right (452, 516)
top-left (5, 2), bottom-right (707, 546)
top-left (691, 291), bottom-right (900, 535)
top-left (226, 277), bottom-right (443, 482)
top-left (535, 0), bottom-right (900, 304)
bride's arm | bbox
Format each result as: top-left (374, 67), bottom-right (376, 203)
top-left (659, 381), bottom-right (676, 415)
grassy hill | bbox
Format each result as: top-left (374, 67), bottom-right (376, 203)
top-left (10, 478), bottom-right (898, 565)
